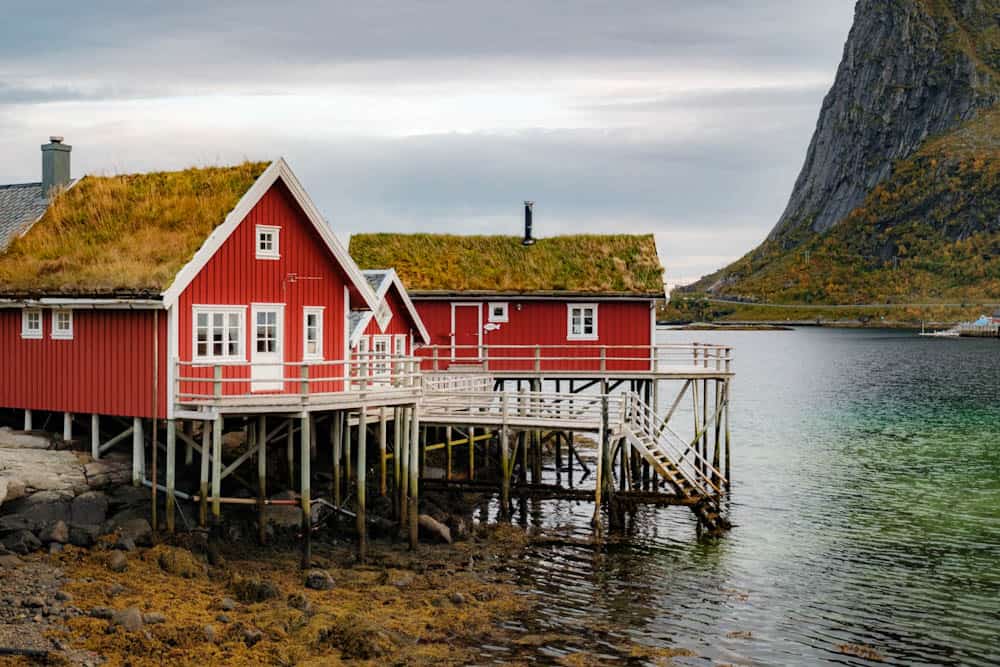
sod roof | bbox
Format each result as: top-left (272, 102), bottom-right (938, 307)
top-left (0, 161), bottom-right (270, 297)
top-left (348, 233), bottom-right (664, 296)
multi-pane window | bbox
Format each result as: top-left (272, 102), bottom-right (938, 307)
top-left (372, 336), bottom-right (391, 379)
top-left (21, 309), bottom-right (42, 339)
top-left (303, 307), bottom-right (324, 360)
top-left (256, 310), bottom-right (278, 353)
top-left (194, 307), bottom-right (244, 361)
top-left (488, 302), bottom-right (508, 323)
top-left (51, 310), bottom-right (73, 339)
top-left (255, 225), bottom-right (280, 259)
top-left (567, 304), bottom-right (598, 340)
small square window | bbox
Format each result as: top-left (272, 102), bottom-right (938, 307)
top-left (52, 310), bottom-right (73, 340)
top-left (487, 302), bottom-right (508, 323)
top-left (21, 309), bottom-right (42, 339)
top-left (256, 225), bottom-right (280, 259)
top-left (567, 304), bottom-right (598, 340)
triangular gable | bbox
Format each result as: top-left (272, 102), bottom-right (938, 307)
top-left (161, 158), bottom-right (378, 311)
top-left (349, 268), bottom-right (431, 347)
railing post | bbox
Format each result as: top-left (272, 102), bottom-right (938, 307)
top-left (300, 365), bottom-right (309, 397)
top-left (213, 365), bottom-right (222, 400)
top-left (483, 345), bottom-right (489, 371)
top-left (433, 347), bottom-right (439, 372)
top-left (600, 346), bottom-right (607, 372)
top-left (534, 345), bottom-right (541, 372)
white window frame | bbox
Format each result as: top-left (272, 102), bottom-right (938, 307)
top-left (302, 306), bottom-right (324, 361)
top-left (255, 225), bottom-right (280, 260)
top-left (567, 303), bottom-right (598, 341)
top-left (372, 334), bottom-right (392, 380)
top-left (356, 336), bottom-right (371, 381)
top-left (192, 305), bottom-right (247, 363)
top-left (51, 309), bottom-right (73, 340)
top-left (21, 309), bottom-right (42, 339)
top-left (487, 301), bottom-right (509, 323)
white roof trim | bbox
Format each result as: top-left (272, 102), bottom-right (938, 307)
top-left (358, 269), bottom-right (431, 346)
top-left (160, 158), bottom-right (378, 311)
top-left (0, 297), bottom-right (164, 310)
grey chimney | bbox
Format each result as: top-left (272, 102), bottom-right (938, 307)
top-left (522, 201), bottom-right (535, 246)
top-left (41, 136), bottom-right (71, 194)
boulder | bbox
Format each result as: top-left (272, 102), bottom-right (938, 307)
top-left (116, 518), bottom-right (152, 546)
top-left (2, 529), bottom-right (41, 555)
top-left (3, 490), bottom-right (72, 530)
top-left (38, 520), bottom-right (69, 544)
top-left (0, 515), bottom-right (33, 535)
top-left (110, 607), bottom-right (144, 633)
top-left (304, 569), bottom-right (335, 591)
top-left (232, 577), bottom-right (280, 603)
top-left (107, 551), bottom-right (128, 573)
top-left (144, 612), bottom-right (166, 625)
top-left (0, 427), bottom-right (52, 449)
top-left (71, 491), bottom-right (109, 525)
top-left (417, 514), bottom-right (452, 544)
top-left (156, 546), bottom-right (204, 578)
top-left (68, 524), bottom-right (101, 548)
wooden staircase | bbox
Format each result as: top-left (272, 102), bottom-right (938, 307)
top-left (620, 392), bottom-right (729, 534)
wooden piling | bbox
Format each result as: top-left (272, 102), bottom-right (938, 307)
top-left (165, 419), bottom-right (176, 534)
top-left (445, 425), bottom-right (453, 481)
top-left (287, 419), bottom-right (295, 489)
top-left (90, 414), bottom-right (99, 460)
top-left (500, 417), bottom-right (510, 519)
top-left (468, 426), bottom-right (476, 480)
top-left (132, 417), bottom-right (144, 487)
top-left (211, 416), bottom-right (223, 522)
top-left (400, 407), bottom-right (410, 525)
top-left (408, 403), bottom-right (420, 550)
top-left (332, 412), bottom-right (342, 510)
top-left (258, 415), bottom-right (267, 544)
top-left (393, 407), bottom-right (402, 517)
top-left (357, 406), bottom-right (368, 561)
top-left (23, 409), bottom-right (32, 431)
top-left (379, 406), bottom-right (388, 496)
top-left (300, 413), bottom-right (311, 569)
top-left (199, 420), bottom-right (210, 526)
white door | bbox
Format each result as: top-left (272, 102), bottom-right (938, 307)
top-left (252, 305), bottom-right (284, 392)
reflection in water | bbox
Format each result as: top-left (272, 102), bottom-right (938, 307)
top-left (478, 328), bottom-right (1000, 666)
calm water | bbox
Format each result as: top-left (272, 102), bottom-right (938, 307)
top-left (487, 328), bottom-right (1000, 666)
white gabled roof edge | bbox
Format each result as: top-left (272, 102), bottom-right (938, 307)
top-left (349, 269), bottom-right (431, 347)
top-left (161, 158), bottom-right (379, 311)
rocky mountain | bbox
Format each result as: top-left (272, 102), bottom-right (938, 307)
top-left (692, 0), bottom-right (1000, 302)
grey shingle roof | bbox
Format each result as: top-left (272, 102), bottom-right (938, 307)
top-left (0, 183), bottom-right (48, 251)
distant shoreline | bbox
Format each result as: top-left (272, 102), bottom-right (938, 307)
top-left (659, 320), bottom-right (948, 331)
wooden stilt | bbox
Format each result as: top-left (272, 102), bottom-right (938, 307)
top-left (399, 408), bottom-right (410, 526)
top-left (393, 407), bottom-right (402, 517)
top-left (379, 406), bottom-right (388, 496)
top-left (91, 414), bottom-right (99, 460)
top-left (184, 421), bottom-right (194, 466)
top-left (332, 412), bottom-right (343, 510)
top-left (300, 413), bottom-right (312, 569)
top-left (23, 409), bottom-right (32, 431)
top-left (357, 406), bottom-right (368, 561)
top-left (345, 418), bottom-right (352, 484)
top-left (408, 403), bottom-right (420, 549)
top-left (211, 416), bottom-right (223, 522)
top-left (500, 404), bottom-right (510, 520)
top-left (287, 418), bottom-right (295, 489)
top-left (63, 412), bottom-right (72, 443)
top-left (468, 426), bottom-right (476, 481)
top-left (166, 419), bottom-right (176, 534)
top-left (555, 430), bottom-right (563, 486)
top-left (258, 415), bottom-right (267, 544)
top-left (132, 417), bottom-right (144, 487)
top-left (199, 420), bottom-right (210, 527)
top-left (445, 425), bottom-right (453, 481)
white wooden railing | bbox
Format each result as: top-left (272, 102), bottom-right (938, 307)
top-left (417, 343), bottom-right (733, 373)
top-left (422, 373), bottom-right (494, 394)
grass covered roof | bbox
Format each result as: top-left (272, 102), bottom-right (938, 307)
top-left (349, 233), bottom-right (664, 295)
top-left (0, 161), bottom-right (269, 297)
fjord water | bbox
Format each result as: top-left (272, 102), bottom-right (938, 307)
top-left (495, 328), bottom-right (1000, 666)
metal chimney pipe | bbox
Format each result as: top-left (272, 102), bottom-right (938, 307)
top-left (41, 136), bottom-right (71, 195)
top-left (522, 201), bottom-right (535, 246)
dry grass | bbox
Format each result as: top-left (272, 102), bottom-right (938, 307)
top-left (349, 233), bottom-right (664, 294)
top-left (0, 161), bottom-right (269, 296)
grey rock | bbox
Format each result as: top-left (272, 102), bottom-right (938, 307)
top-left (3, 490), bottom-right (72, 530)
top-left (203, 624), bottom-right (217, 643)
top-left (449, 592), bottom-right (466, 605)
top-left (287, 592), bottom-right (312, 613)
top-left (144, 612), bottom-right (166, 625)
top-left (48, 542), bottom-right (64, 555)
top-left (89, 606), bottom-right (114, 619)
top-left (219, 597), bottom-right (237, 611)
top-left (71, 491), bottom-right (109, 526)
top-left (107, 551), bottom-right (128, 573)
top-left (113, 535), bottom-right (136, 552)
top-left (23, 596), bottom-right (45, 608)
top-left (0, 515), bottom-right (33, 534)
top-left (304, 569), bottom-right (334, 591)
top-left (108, 584), bottom-right (125, 597)
top-left (110, 606), bottom-right (144, 632)
top-left (116, 518), bottom-right (152, 546)
top-left (55, 590), bottom-right (72, 602)
top-left (38, 520), bottom-right (69, 544)
top-left (417, 514), bottom-right (452, 544)
top-left (68, 524), bottom-right (101, 548)
top-left (216, 613), bottom-right (231, 623)
top-left (242, 626), bottom-right (263, 646)
top-left (2, 529), bottom-right (41, 554)
top-left (0, 553), bottom-right (22, 568)
top-left (390, 573), bottom-right (414, 589)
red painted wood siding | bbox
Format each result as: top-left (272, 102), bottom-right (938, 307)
top-left (415, 298), bottom-right (653, 372)
top-left (361, 285), bottom-right (416, 353)
top-left (0, 309), bottom-right (167, 418)
top-left (177, 181), bottom-right (351, 397)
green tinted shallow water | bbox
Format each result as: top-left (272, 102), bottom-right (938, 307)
top-left (486, 328), bottom-right (1000, 666)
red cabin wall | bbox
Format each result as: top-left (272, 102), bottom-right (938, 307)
top-left (0, 309), bottom-right (167, 419)
top-left (177, 181), bottom-right (352, 396)
top-left (414, 298), bottom-right (653, 372)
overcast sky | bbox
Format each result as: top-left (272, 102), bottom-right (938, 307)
top-left (0, 1), bottom-right (855, 286)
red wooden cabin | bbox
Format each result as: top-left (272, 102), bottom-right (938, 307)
top-left (348, 269), bottom-right (430, 380)
top-left (349, 209), bottom-right (665, 375)
top-left (0, 145), bottom-right (408, 436)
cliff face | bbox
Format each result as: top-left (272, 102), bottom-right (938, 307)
top-left (692, 0), bottom-right (1000, 300)
top-left (771, 0), bottom-right (999, 244)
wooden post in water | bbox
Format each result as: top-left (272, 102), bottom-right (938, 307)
top-left (300, 413), bottom-right (312, 569)
top-left (379, 407), bottom-right (388, 496)
top-left (408, 403), bottom-right (420, 549)
top-left (725, 352), bottom-right (732, 488)
top-left (357, 406), bottom-right (368, 561)
top-left (165, 419), bottom-right (176, 534)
